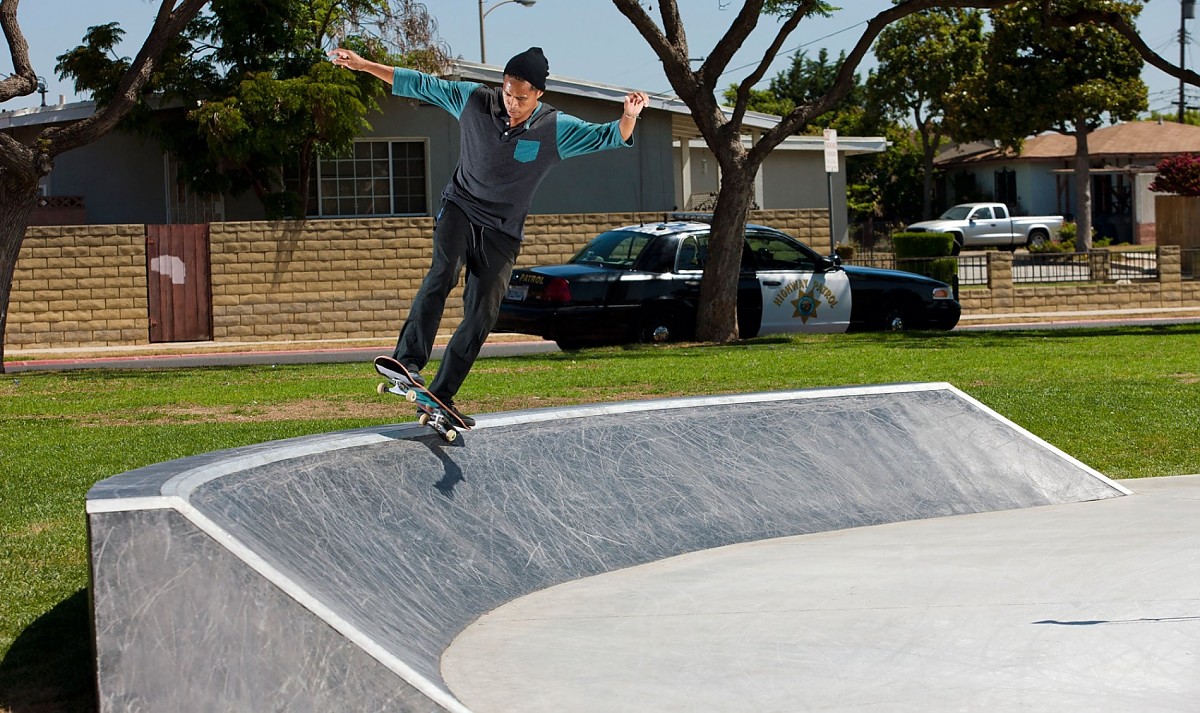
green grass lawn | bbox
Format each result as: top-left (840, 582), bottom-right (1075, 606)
top-left (2, 325), bottom-right (1199, 711)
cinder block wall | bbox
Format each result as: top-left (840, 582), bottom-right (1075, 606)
top-left (7, 225), bottom-right (148, 348)
top-left (12, 212), bottom-right (1196, 352)
top-left (209, 218), bottom-right (436, 342)
top-left (6, 210), bottom-right (825, 349)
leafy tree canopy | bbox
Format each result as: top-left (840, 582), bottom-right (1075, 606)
top-left (866, 7), bottom-right (985, 219)
top-left (724, 48), bottom-right (875, 136)
top-left (951, 0), bottom-right (1147, 149)
top-left (56, 0), bottom-right (450, 218)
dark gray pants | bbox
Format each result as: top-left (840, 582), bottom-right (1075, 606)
top-left (393, 201), bottom-right (521, 402)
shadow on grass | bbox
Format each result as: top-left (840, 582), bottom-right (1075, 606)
top-left (0, 589), bottom-right (95, 713)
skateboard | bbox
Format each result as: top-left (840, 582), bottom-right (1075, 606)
top-left (374, 355), bottom-right (471, 442)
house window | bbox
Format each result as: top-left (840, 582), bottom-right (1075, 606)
top-left (994, 168), bottom-right (1017, 207)
top-left (308, 139), bottom-right (428, 217)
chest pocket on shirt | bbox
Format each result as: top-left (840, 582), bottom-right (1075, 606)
top-left (514, 139), bottom-right (540, 163)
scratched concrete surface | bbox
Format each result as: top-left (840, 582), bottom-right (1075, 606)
top-left (86, 384), bottom-right (1129, 712)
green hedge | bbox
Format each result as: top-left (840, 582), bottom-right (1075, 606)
top-left (892, 231), bottom-right (955, 258)
top-left (897, 257), bottom-right (958, 285)
top-left (893, 232), bottom-right (957, 285)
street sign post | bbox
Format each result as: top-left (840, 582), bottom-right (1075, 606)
top-left (823, 128), bottom-right (838, 256)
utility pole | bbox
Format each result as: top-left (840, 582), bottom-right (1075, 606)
top-left (1181, 0), bottom-right (1195, 123)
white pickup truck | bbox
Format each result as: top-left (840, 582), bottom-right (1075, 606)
top-left (906, 203), bottom-right (1063, 254)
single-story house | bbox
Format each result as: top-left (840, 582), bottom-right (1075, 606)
top-left (5, 60), bottom-right (884, 242)
top-left (934, 120), bottom-right (1200, 244)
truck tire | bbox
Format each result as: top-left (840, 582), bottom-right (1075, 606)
top-left (950, 233), bottom-right (964, 256)
top-left (1027, 229), bottom-right (1049, 251)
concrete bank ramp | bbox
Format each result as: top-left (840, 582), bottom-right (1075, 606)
top-left (86, 383), bottom-right (1127, 712)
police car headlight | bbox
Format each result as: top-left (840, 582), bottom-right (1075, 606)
top-left (932, 286), bottom-right (953, 300)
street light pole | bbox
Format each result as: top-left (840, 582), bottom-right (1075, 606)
top-left (478, 0), bottom-right (536, 65)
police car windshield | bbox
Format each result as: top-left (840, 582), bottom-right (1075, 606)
top-left (570, 230), bottom-right (653, 268)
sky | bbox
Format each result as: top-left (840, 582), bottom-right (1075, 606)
top-left (4, 0), bottom-right (1197, 117)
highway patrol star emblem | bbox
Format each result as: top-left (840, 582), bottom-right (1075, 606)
top-left (791, 290), bottom-right (822, 324)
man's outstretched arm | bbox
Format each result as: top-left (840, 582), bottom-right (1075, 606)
top-left (329, 48), bottom-right (477, 118)
top-left (328, 48), bottom-right (394, 85)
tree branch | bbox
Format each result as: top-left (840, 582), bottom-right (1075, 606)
top-left (700, 0), bottom-right (765, 89)
top-left (42, 0), bottom-right (210, 157)
top-left (657, 0), bottom-right (687, 52)
top-left (729, 6), bottom-right (806, 132)
top-left (1050, 6), bottom-right (1200, 89)
top-left (0, 0), bottom-right (38, 103)
top-left (609, 0), bottom-right (704, 110)
top-left (0, 131), bottom-right (35, 175)
top-left (750, 0), bottom-right (1029, 165)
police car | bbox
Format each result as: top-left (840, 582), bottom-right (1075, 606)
top-left (496, 217), bottom-right (960, 350)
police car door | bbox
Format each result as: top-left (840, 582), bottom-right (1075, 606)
top-left (748, 231), bottom-right (851, 334)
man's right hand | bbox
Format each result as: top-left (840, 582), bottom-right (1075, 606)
top-left (328, 48), bottom-right (365, 71)
top-left (327, 48), bottom-right (394, 85)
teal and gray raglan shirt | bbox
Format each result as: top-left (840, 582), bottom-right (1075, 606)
top-left (392, 67), bottom-right (632, 240)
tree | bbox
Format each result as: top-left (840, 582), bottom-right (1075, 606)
top-left (1148, 153), bottom-right (1200, 196)
top-left (0, 0), bottom-right (209, 373)
top-left (57, 0), bottom-right (450, 218)
top-left (729, 48), bottom-right (872, 135)
top-left (949, 0), bottom-right (1146, 251)
top-left (730, 46), bottom-right (921, 228)
top-left (610, 0), bottom-right (1034, 343)
top-left (1053, 3), bottom-right (1200, 91)
top-left (849, 124), bottom-right (925, 227)
top-left (868, 6), bottom-right (985, 219)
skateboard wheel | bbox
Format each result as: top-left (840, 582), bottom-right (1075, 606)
top-left (445, 429), bottom-right (458, 442)
top-left (418, 413), bottom-right (431, 426)
top-left (376, 382), bottom-right (388, 395)
top-left (405, 390), bottom-right (418, 403)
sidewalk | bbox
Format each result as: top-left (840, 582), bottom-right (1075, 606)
top-left (5, 308), bottom-right (1200, 372)
top-left (3, 334), bottom-right (557, 373)
top-left (957, 305), bottom-right (1200, 327)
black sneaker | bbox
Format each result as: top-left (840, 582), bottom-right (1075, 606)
top-left (438, 400), bottom-right (475, 428)
top-left (376, 355), bottom-right (426, 387)
top-left (402, 364), bottom-right (426, 388)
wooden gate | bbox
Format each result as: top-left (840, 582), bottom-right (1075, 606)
top-left (146, 224), bottom-right (212, 343)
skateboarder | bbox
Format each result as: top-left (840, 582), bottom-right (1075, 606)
top-left (330, 46), bottom-right (648, 427)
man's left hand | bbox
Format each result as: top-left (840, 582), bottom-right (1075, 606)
top-left (623, 92), bottom-right (650, 120)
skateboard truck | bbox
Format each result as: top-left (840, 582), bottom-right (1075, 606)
top-left (375, 381), bottom-right (462, 441)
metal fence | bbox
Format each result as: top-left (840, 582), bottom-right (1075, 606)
top-left (843, 250), bottom-right (1161, 286)
top-left (1013, 250), bottom-right (1158, 284)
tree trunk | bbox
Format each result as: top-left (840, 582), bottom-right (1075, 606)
top-left (0, 174), bottom-right (39, 374)
top-left (921, 135), bottom-right (937, 220)
top-left (1073, 124), bottom-right (1093, 253)
top-left (694, 165), bottom-right (756, 343)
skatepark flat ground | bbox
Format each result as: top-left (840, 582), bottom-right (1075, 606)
top-left (443, 475), bottom-right (1200, 713)
top-left (85, 386), bottom-right (1195, 711)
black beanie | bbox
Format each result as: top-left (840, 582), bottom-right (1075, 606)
top-left (504, 47), bottom-right (549, 90)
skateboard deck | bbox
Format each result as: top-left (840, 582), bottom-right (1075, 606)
top-left (374, 356), bottom-right (471, 442)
